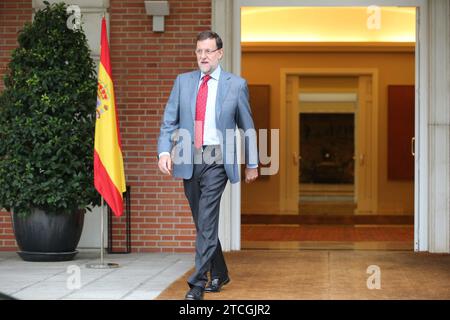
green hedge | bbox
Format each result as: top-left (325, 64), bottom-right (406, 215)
top-left (0, 1), bottom-right (100, 216)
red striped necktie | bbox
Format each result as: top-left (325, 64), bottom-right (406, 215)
top-left (194, 74), bottom-right (211, 149)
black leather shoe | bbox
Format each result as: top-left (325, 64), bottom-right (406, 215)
top-left (185, 286), bottom-right (204, 300)
top-left (205, 276), bottom-right (230, 293)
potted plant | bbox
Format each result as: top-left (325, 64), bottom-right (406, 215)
top-left (0, 1), bottom-right (99, 261)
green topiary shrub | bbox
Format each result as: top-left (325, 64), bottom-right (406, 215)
top-left (0, 1), bottom-right (100, 217)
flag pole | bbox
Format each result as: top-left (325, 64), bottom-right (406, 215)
top-left (87, 14), bottom-right (123, 270)
top-left (86, 197), bottom-right (119, 269)
top-left (100, 196), bottom-right (104, 264)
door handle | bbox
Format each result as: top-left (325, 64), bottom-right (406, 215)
top-left (359, 154), bottom-right (365, 165)
top-left (411, 137), bottom-right (415, 156)
top-left (293, 152), bottom-right (299, 166)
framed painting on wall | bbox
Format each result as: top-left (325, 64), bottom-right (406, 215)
top-left (387, 85), bottom-right (415, 180)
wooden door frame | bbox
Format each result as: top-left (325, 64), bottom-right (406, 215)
top-left (280, 68), bottom-right (379, 214)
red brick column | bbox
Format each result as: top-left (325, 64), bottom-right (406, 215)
top-left (0, 0), bottom-right (33, 251)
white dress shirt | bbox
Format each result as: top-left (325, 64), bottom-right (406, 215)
top-left (200, 65), bottom-right (221, 146)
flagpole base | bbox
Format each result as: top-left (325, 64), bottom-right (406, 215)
top-left (86, 262), bottom-right (120, 269)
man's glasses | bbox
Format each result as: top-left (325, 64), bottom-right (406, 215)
top-left (195, 48), bottom-right (220, 56)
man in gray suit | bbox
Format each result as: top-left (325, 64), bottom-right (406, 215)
top-left (158, 31), bottom-right (258, 300)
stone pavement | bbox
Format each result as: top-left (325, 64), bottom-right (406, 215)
top-left (0, 250), bottom-right (194, 300)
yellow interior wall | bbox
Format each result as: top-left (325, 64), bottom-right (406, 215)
top-left (241, 7), bottom-right (416, 42)
top-left (241, 45), bottom-right (415, 215)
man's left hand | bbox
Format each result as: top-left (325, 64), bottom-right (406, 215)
top-left (245, 167), bottom-right (258, 183)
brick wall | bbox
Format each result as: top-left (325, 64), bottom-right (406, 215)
top-left (0, 0), bottom-right (212, 252)
top-left (0, 0), bottom-right (33, 251)
top-left (110, 0), bottom-right (211, 252)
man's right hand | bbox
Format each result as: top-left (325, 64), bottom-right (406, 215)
top-left (158, 154), bottom-right (172, 175)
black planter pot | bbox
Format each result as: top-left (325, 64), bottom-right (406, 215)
top-left (12, 208), bottom-right (85, 262)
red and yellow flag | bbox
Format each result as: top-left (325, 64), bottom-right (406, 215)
top-left (94, 17), bottom-right (126, 217)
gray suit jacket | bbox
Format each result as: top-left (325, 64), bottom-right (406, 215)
top-left (157, 68), bottom-right (258, 184)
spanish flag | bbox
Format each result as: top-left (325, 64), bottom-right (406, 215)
top-left (94, 17), bottom-right (126, 217)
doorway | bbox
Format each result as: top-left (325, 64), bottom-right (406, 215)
top-left (298, 77), bottom-right (357, 217)
top-left (235, 4), bottom-right (418, 250)
top-left (283, 70), bottom-right (379, 218)
top-left (210, 0), bottom-right (430, 252)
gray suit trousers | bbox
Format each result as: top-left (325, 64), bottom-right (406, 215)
top-left (183, 146), bottom-right (229, 288)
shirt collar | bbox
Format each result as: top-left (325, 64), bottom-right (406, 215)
top-left (201, 65), bottom-right (221, 81)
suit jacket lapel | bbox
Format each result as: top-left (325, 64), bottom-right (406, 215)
top-left (190, 70), bottom-right (201, 122)
top-left (216, 71), bottom-right (231, 122)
